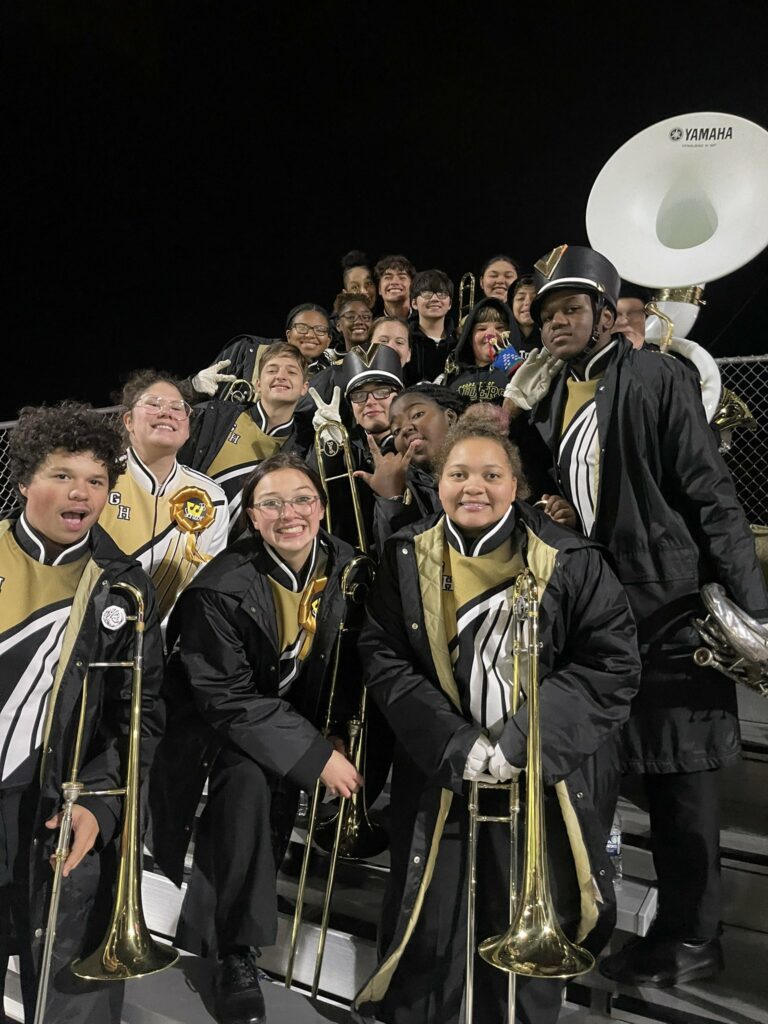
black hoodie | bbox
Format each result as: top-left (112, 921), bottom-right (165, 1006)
top-left (444, 297), bottom-right (522, 404)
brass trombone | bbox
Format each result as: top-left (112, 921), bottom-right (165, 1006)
top-left (285, 555), bottom-right (386, 997)
top-left (458, 271), bottom-right (476, 329)
top-left (313, 420), bottom-right (368, 552)
top-left (221, 377), bottom-right (256, 403)
top-left (34, 582), bottom-right (178, 1024)
top-left (465, 571), bottom-right (594, 1022)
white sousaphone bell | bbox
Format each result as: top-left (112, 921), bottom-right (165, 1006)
top-left (586, 111), bottom-right (768, 429)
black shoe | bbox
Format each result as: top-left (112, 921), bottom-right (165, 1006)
top-left (215, 949), bottom-right (266, 1024)
top-left (599, 934), bottom-right (724, 988)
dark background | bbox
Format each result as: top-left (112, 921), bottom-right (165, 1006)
top-left (3, 1), bottom-right (768, 419)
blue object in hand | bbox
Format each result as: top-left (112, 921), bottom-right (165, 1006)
top-left (492, 345), bottom-right (524, 375)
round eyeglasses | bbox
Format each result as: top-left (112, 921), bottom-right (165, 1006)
top-left (249, 494), bottom-right (320, 518)
top-left (134, 396), bottom-right (192, 419)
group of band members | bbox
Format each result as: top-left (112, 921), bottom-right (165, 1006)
top-left (0, 243), bottom-right (765, 1024)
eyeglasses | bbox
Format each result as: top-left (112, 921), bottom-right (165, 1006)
top-left (339, 312), bottom-right (373, 324)
top-left (250, 494), bottom-right (320, 517)
top-left (291, 322), bottom-right (330, 337)
top-left (134, 396), bottom-right (192, 419)
top-left (348, 386), bottom-right (398, 405)
top-left (416, 290), bottom-right (450, 301)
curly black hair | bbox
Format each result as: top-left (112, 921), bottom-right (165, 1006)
top-left (390, 382), bottom-right (468, 418)
top-left (10, 402), bottom-right (125, 491)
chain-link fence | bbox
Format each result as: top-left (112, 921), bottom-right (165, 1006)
top-left (1, 359), bottom-right (767, 523)
top-left (0, 408), bottom-right (125, 519)
top-left (716, 355), bottom-right (768, 526)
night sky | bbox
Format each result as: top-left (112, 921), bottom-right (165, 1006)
top-left (4, 1), bottom-right (768, 420)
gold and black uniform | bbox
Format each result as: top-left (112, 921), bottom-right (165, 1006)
top-left (557, 341), bottom-right (617, 535)
top-left (0, 516), bottom-right (89, 787)
top-left (442, 507), bottom-right (524, 740)
top-left (100, 448), bottom-right (228, 620)
top-left (205, 402), bottom-right (295, 527)
top-left (263, 537), bottom-right (328, 692)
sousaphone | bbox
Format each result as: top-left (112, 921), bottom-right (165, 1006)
top-left (586, 112), bottom-right (768, 427)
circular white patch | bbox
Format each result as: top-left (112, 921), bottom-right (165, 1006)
top-left (101, 605), bottom-right (127, 631)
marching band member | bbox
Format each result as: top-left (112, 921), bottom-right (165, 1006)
top-left (189, 303), bottom-right (334, 399)
top-left (308, 344), bottom-right (403, 550)
top-left (0, 404), bottom-right (164, 1023)
top-left (99, 370), bottom-right (228, 621)
top-left (511, 275), bottom-right (542, 354)
top-left (369, 315), bottom-right (415, 386)
top-left (408, 269), bottom-right (457, 383)
top-left (478, 254), bottom-right (520, 301)
top-left (182, 342), bottom-right (314, 531)
top-left (354, 383), bottom-right (467, 550)
top-left (333, 293), bottom-right (374, 352)
top-left (341, 249), bottom-right (378, 309)
top-left (444, 297), bottom-right (522, 403)
top-left (375, 255), bottom-right (416, 321)
top-left (352, 419), bottom-right (640, 1024)
top-left (504, 244), bottom-right (768, 987)
top-left (150, 452), bottom-right (363, 1024)
top-left (613, 283), bottom-right (650, 350)
top-left (284, 303), bottom-right (337, 377)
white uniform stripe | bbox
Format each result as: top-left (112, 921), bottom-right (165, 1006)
top-left (0, 607), bottom-right (70, 780)
top-left (560, 402), bottom-right (599, 536)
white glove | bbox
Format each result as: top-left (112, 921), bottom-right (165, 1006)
top-left (487, 744), bottom-right (521, 783)
top-left (503, 349), bottom-right (563, 410)
top-left (309, 385), bottom-right (344, 445)
top-left (463, 735), bottom-right (495, 781)
top-left (191, 359), bottom-right (237, 396)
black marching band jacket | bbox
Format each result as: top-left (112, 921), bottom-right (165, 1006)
top-left (352, 504), bottom-right (641, 1013)
top-left (149, 528), bottom-right (359, 886)
top-left (5, 522), bottom-right (165, 977)
top-left (521, 336), bottom-right (768, 773)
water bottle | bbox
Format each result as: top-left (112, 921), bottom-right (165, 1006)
top-left (607, 812), bottom-right (623, 889)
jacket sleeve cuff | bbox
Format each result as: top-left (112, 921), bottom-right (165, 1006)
top-left (79, 795), bottom-right (120, 848)
top-left (436, 723), bottom-right (483, 793)
top-left (286, 734), bottom-right (335, 789)
top-left (497, 717), bottom-right (528, 769)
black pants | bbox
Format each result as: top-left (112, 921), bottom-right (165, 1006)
top-left (0, 784), bottom-right (122, 1024)
top-left (175, 743), bottom-right (299, 958)
top-left (376, 755), bottom-right (581, 1024)
top-left (643, 770), bottom-right (721, 940)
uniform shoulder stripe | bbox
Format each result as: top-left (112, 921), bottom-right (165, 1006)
top-left (178, 464), bottom-right (228, 501)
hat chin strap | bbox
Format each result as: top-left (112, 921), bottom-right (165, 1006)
top-left (565, 294), bottom-right (605, 363)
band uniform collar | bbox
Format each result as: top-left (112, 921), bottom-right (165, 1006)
top-left (14, 512), bottom-right (92, 566)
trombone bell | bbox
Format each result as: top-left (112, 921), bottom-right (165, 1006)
top-left (478, 893), bottom-right (595, 979)
top-left (71, 908), bottom-right (178, 981)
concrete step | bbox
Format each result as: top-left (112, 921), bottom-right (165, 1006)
top-left (584, 924), bottom-right (768, 1024)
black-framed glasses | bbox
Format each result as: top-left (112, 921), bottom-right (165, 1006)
top-left (339, 312), bottom-right (373, 324)
top-left (348, 386), bottom-right (398, 405)
top-left (250, 494), bottom-right (320, 517)
top-left (291, 322), bottom-right (331, 337)
top-left (416, 290), bottom-right (450, 301)
top-left (134, 395), bottom-right (192, 419)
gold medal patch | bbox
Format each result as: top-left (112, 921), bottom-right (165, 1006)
top-left (169, 487), bottom-right (217, 566)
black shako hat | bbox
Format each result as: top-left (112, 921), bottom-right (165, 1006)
top-left (340, 343), bottom-right (403, 396)
top-left (530, 244), bottom-right (621, 326)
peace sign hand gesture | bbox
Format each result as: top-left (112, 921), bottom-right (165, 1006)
top-left (353, 434), bottom-right (416, 499)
